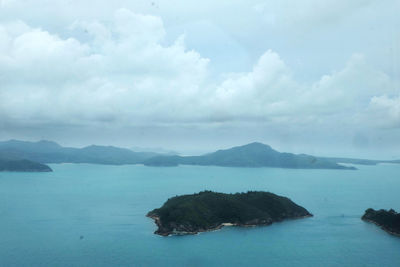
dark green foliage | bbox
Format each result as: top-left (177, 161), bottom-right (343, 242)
top-left (145, 142), bottom-right (356, 169)
top-left (147, 191), bottom-right (312, 235)
top-left (362, 208), bottom-right (400, 235)
top-left (0, 158), bottom-right (52, 172)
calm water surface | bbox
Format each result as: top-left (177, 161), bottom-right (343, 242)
top-left (0, 163), bottom-right (399, 266)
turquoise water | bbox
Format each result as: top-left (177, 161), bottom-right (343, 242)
top-left (0, 163), bottom-right (400, 266)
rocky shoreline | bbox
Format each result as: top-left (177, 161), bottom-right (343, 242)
top-left (362, 218), bottom-right (400, 237)
top-left (362, 208), bottom-right (400, 237)
top-left (148, 213), bottom-right (313, 236)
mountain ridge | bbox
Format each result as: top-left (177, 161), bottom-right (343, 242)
top-left (144, 142), bottom-right (356, 169)
top-left (0, 139), bottom-right (398, 169)
top-left (0, 140), bottom-right (161, 165)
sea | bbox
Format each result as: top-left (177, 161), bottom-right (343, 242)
top-left (0, 163), bottom-right (399, 266)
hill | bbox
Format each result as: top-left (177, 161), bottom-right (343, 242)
top-left (147, 191), bottom-right (312, 236)
top-left (0, 140), bottom-right (161, 165)
top-left (144, 142), bottom-right (356, 169)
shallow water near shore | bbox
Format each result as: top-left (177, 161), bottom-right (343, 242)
top-left (0, 163), bottom-right (400, 266)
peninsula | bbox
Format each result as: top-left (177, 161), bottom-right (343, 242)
top-left (362, 208), bottom-right (400, 236)
top-left (0, 158), bottom-right (52, 172)
top-left (147, 191), bottom-right (312, 236)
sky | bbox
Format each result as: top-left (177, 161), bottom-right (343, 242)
top-left (0, 0), bottom-right (399, 158)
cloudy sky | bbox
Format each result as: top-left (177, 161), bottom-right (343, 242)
top-left (0, 0), bottom-right (399, 158)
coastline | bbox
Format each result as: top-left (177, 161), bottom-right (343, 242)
top-left (147, 213), bottom-right (313, 237)
top-left (362, 218), bottom-right (400, 237)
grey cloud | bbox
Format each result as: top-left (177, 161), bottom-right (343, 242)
top-left (0, 1), bottom-right (399, 158)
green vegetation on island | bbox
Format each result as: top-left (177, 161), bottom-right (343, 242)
top-left (147, 191), bottom-right (312, 236)
top-left (362, 208), bottom-right (400, 236)
top-left (0, 158), bottom-right (52, 172)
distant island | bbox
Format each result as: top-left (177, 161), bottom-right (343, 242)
top-left (362, 208), bottom-right (400, 237)
top-left (0, 139), bottom-right (398, 169)
top-left (144, 142), bottom-right (357, 170)
top-left (0, 140), bottom-right (161, 165)
top-left (147, 191), bottom-right (312, 236)
top-left (0, 158), bottom-right (52, 172)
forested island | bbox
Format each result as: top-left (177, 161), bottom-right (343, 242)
top-left (362, 208), bottom-right (400, 236)
top-left (144, 142), bottom-right (356, 169)
top-left (147, 191), bottom-right (312, 236)
top-left (0, 158), bottom-right (52, 172)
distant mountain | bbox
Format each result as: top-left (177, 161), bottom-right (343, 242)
top-left (0, 140), bottom-right (161, 165)
top-left (144, 142), bottom-right (356, 170)
top-left (0, 158), bottom-right (52, 172)
top-left (1, 140), bottom-right (397, 169)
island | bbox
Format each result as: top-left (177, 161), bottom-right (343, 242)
top-left (0, 158), bottom-right (52, 172)
top-left (147, 191), bottom-right (312, 236)
top-left (2, 139), bottom-right (399, 169)
top-left (362, 208), bottom-right (400, 236)
top-left (144, 142), bottom-right (356, 170)
top-left (0, 139), bottom-right (161, 165)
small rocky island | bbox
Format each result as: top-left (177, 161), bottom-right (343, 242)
top-left (147, 191), bottom-right (312, 236)
top-left (362, 208), bottom-right (400, 236)
top-left (0, 158), bottom-right (52, 172)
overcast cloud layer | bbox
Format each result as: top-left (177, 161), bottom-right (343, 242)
top-left (0, 0), bottom-right (399, 157)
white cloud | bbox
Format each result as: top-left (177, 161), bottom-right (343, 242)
top-left (211, 50), bottom-right (298, 120)
top-left (0, 7), bottom-right (399, 135)
top-left (301, 54), bottom-right (394, 113)
top-left (0, 9), bottom-right (210, 125)
top-left (368, 95), bottom-right (400, 128)
top-left (207, 51), bottom-right (398, 127)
